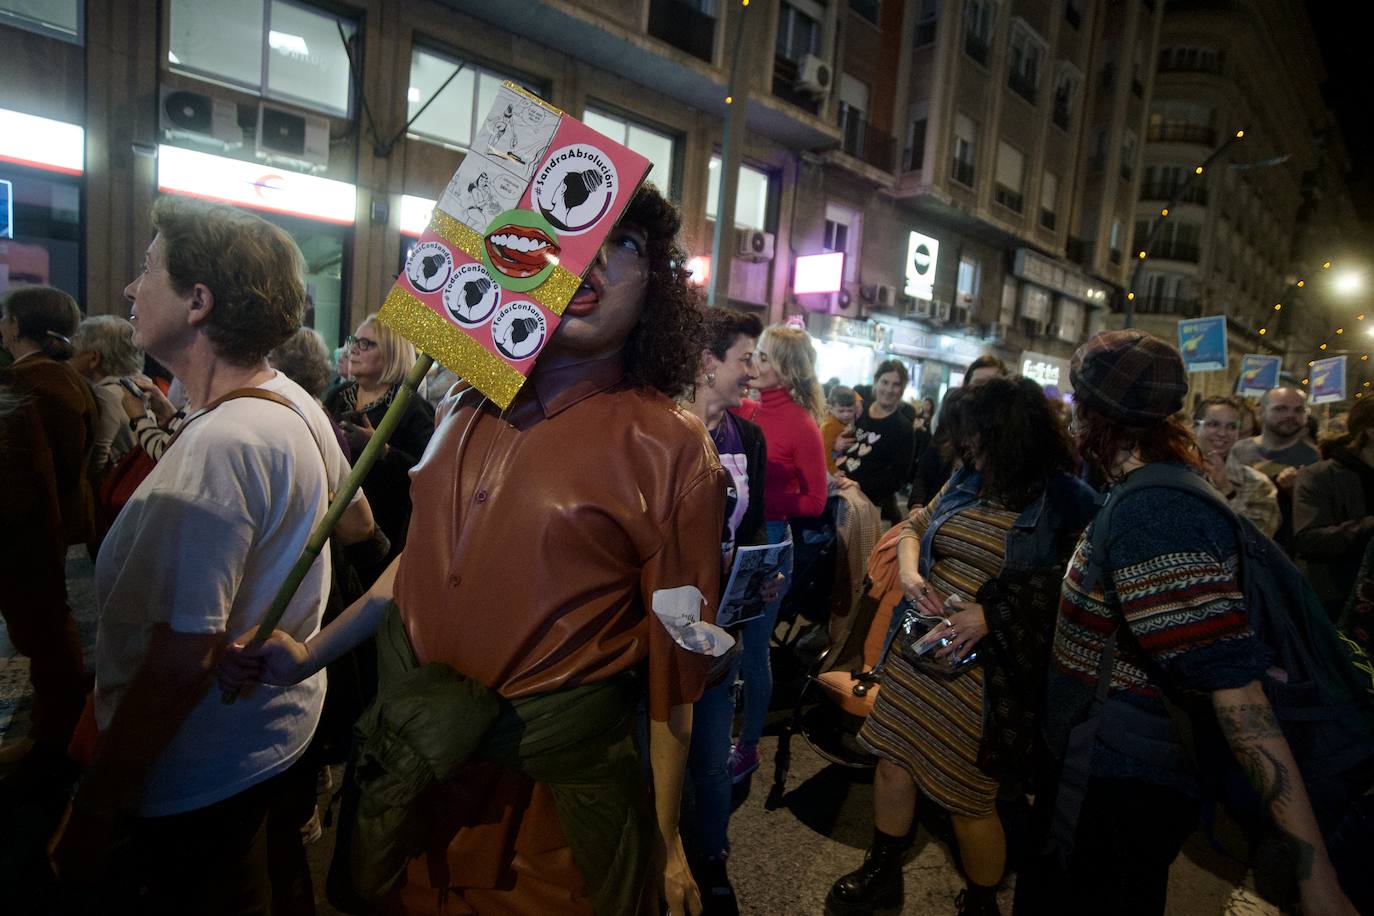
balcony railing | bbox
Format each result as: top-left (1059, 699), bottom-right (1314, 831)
top-left (1040, 208), bottom-right (1057, 230)
top-left (647, 0), bottom-right (715, 63)
top-left (1146, 123), bottom-right (1217, 145)
top-left (965, 32), bottom-right (990, 66)
top-left (1134, 296), bottom-right (1201, 317)
top-left (951, 157), bottom-right (975, 187)
top-left (1139, 181), bottom-right (1209, 205)
top-left (993, 184), bottom-right (1024, 213)
top-left (1151, 241), bottom-right (1201, 262)
top-left (1008, 69), bottom-right (1038, 105)
top-left (840, 113), bottom-right (898, 173)
top-left (770, 55), bottom-right (823, 115)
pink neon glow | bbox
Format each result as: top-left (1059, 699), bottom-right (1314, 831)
top-left (794, 251), bottom-right (844, 295)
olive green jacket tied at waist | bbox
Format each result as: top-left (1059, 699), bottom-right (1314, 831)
top-left (335, 602), bottom-right (649, 915)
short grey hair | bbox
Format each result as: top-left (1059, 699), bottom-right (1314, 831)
top-left (73, 315), bottom-right (144, 377)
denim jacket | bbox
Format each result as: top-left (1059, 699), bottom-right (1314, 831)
top-left (919, 466), bottom-right (1099, 578)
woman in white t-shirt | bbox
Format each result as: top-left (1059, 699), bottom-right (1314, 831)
top-left (50, 197), bottom-right (377, 916)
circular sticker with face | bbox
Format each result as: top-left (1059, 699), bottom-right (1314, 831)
top-left (490, 300), bottom-right (548, 362)
top-left (481, 209), bottom-right (562, 292)
top-left (405, 241), bottom-right (455, 294)
top-left (533, 144), bottom-right (619, 235)
top-left (442, 263), bottom-right (501, 328)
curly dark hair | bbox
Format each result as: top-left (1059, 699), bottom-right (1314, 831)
top-left (1075, 399), bottom-right (1201, 486)
top-left (703, 308), bottom-right (763, 360)
top-left (619, 184), bottom-right (706, 399)
top-left (151, 196), bottom-right (306, 367)
top-left (963, 376), bottom-right (1074, 508)
top-left (933, 386), bottom-right (973, 467)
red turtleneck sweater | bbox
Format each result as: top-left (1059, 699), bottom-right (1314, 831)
top-left (734, 387), bottom-right (828, 521)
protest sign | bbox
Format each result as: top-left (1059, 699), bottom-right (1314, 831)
top-left (1310, 355), bottom-right (1347, 405)
top-left (378, 82), bottom-right (651, 407)
top-left (1236, 353), bottom-right (1282, 397)
top-left (1177, 315), bottom-right (1228, 372)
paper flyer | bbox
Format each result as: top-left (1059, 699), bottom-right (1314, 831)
top-left (1177, 315), bottom-right (1228, 372)
top-left (379, 83), bottom-right (652, 408)
top-left (1310, 355), bottom-right (1347, 405)
top-left (716, 531), bottom-right (794, 629)
top-left (1236, 354), bottom-right (1282, 397)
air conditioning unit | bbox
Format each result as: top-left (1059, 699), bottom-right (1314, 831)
top-left (797, 54), bottom-right (833, 96)
top-left (874, 284), bottom-right (896, 309)
top-left (256, 104), bottom-right (331, 170)
top-left (735, 228), bottom-right (776, 262)
top-left (828, 286), bottom-right (861, 318)
top-left (160, 88), bottom-right (241, 148)
top-left (934, 300), bottom-right (953, 322)
top-left (905, 297), bottom-right (933, 319)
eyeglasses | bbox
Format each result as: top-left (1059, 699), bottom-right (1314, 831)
top-left (345, 335), bottom-right (378, 352)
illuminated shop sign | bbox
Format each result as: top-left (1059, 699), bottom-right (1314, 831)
top-left (904, 230), bottom-right (939, 301)
top-left (1021, 350), bottom-right (1071, 391)
top-left (794, 251), bottom-right (845, 295)
top-left (0, 179), bottom-right (11, 238)
top-left (157, 145), bottom-right (356, 224)
top-left (399, 194), bottom-right (436, 237)
top-left (0, 108), bottom-right (84, 175)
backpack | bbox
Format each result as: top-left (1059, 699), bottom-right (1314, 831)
top-left (1081, 463), bottom-right (1374, 842)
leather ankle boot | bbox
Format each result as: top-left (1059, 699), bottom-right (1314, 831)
top-left (825, 828), bottom-right (906, 915)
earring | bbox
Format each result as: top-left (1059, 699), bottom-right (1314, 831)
top-left (705, 371), bottom-right (717, 387)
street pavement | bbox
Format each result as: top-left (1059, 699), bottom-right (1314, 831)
top-left (0, 548), bottom-right (1281, 915)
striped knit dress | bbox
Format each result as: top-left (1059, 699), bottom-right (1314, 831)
top-left (857, 498), bottom-right (1018, 818)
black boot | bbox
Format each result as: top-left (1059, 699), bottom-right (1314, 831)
top-left (955, 881), bottom-right (1002, 916)
top-left (825, 828), bottom-right (906, 915)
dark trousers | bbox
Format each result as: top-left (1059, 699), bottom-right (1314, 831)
top-left (1015, 776), bottom-right (1198, 916)
top-left (97, 760), bottom-right (316, 916)
top-left (0, 548), bottom-right (85, 748)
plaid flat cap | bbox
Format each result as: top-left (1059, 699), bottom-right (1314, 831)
top-left (1070, 329), bottom-right (1187, 427)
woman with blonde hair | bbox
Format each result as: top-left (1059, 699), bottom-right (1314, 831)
top-left (727, 323), bottom-right (829, 781)
top-left (323, 313), bottom-right (435, 582)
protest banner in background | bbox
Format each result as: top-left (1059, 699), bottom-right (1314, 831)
top-left (1236, 353), bottom-right (1282, 397)
top-left (378, 82), bottom-right (651, 408)
top-left (1177, 315), bottom-right (1228, 372)
top-left (1310, 355), bottom-right (1347, 405)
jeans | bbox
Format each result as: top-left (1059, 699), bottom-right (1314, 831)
top-left (737, 520), bottom-right (794, 748)
top-left (688, 651), bottom-right (743, 857)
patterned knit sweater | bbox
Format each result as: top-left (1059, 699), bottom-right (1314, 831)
top-left (1045, 477), bottom-right (1273, 792)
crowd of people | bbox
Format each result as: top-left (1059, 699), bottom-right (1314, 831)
top-left (1, 187), bottom-right (1371, 916)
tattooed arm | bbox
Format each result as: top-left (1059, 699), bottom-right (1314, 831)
top-left (1213, 682), bottom-right (1357, 916)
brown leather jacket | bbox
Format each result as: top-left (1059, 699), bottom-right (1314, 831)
top-left (394, 352), bottom-right (729, 722)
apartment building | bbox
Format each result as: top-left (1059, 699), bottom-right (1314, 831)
top-left (1130, 0), bottom-right (1360, 397)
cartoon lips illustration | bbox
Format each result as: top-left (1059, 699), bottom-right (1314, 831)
top-left (480, 208), bottom-right (563, 293)
top-left (485, 223), bottom-right (560, 279)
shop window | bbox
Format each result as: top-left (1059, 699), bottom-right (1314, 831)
top-left (0, 0), bottom-right (82, 43)
top-left (407, 48), bottom-right (543, 153)
top-left (706, 155), bottom-right (771, 232)
top-left (0, 165), bottom-right (82, 299)
top-left (583, 106), bottom-right (678, 199)
top-left (168, 0), bottom-right (357, 117)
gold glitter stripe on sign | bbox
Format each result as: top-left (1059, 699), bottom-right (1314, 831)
top-left (379, 286), bottom-right (528, 409)
top-left (429, 209), bottom-right (581, 316)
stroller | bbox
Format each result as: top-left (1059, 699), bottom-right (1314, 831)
top-left (766, 505), bottom-right (905, 809)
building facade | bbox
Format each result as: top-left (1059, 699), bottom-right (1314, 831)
top-left (0, 0), bottom-right (1357, 405)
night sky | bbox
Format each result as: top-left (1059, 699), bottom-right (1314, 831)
top-left (1307, 0), bottom-right (1374, 229)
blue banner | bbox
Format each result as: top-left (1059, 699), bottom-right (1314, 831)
top-left (1310, 355), bottom-right (1347, 405)
top-left (1177, 315), bottom-right (1228, 372)
top-left (1236, 354), bottom-right (1282, 397)
top-left (0, 179), bottom-right (11, 239)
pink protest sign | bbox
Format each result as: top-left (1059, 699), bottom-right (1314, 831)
top-left (379, 83), bottom-right (650, 408)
